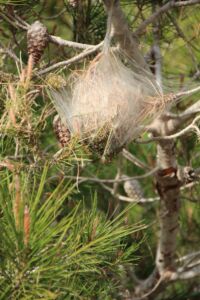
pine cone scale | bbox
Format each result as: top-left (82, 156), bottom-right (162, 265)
top-left (53, 115), bottom-right (71, 147)
top-left (27, 21), bottom-right (49, 65)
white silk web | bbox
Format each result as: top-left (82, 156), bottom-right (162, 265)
top-left (48, 5), bottom-right (170, 157)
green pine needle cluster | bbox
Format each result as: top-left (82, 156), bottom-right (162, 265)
top-left (0, 167), bottom-right (142, 300)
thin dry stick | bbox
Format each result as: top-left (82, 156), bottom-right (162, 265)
top-left (23, 205), bottom-right (30, 246)
top-left (25, 54), bottom-right (34, 86)
top-left (135, 0), bottom-right (200, 36)
top-left (112, 154), bottom-right (123, 216)
top-left (63, 167), bottom-right (159, 184)
top-left (0, 10), bottom-right (96, 50)
top-left (37, 42), bottom-right (103, 75)
top-left (122, 148), bottom-right (150, 170)
top-left (137, 115), bottom-right (200, 143)
top-left (13, 174), bottom-right (21, 230)
top-left (86, 172), bottom-right (159, 203)
top-left (7, 84), bottom-right (17, 128)
top-left (49, 35), bottom-right (97, 50)
top-left (115, 194), bottom-right (159, 203)
top-left (170, 265), bottom-right (200, 281)
top-left (0, 42), bottom-right (21, 64)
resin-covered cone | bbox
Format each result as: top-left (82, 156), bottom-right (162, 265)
top-left (27, 21), bottom-right (48, 65)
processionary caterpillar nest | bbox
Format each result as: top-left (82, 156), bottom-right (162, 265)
top-left (48, 8), bottom-right (170, 158)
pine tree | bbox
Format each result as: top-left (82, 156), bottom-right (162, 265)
top-left (0, 1), bottom-right (200, 300)
top-left (0, 35), bottom-right (142, 300)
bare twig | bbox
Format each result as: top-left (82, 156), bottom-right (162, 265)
top-left (40, 8), bottom-right (67, 20)
top-left (0, 11), bottom-right (28, 30)
top-left (135, 0), bottom-right (200, 36)
top-left (37, 42), bottom-right (103, 75)
top-left (62, 167), bottom-right (159, 184)
top-left (177, 251), bottom-right (200, 265)
top-left (0, 42), bottom-right (21, 64)
top-left (170, 265), bottom-right (200, 281)
top-left (122, 148), bottom-right (150, 170)
top-left (80, 172), bottom-right (159, 204)
top-left (179, 100), bottom-right (200, 117)
top-left (0, 10), bottom-right (100, 51)
top-left (49, 35), bottom-right (97, 50)
top-left (137, 115), bottom-right (200, 143)
top-left (167, 12), bottom-right (199, 69)
top-left (176, 85), bottom-right (200, 97)
top-left (116, 194), bottom-right (159, 204)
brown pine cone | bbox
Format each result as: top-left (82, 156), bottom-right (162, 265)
top-left (53, 115), bottom-right (71, 147)
top-left (27, 21), bottom-right (49, 65)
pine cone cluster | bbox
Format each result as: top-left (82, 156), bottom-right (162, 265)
top-left (123, 177), bottom-right (144, 202)
top-left (53, 115), bottom-right (71, 147)
top-left (27, 21), bottom-right (49, 65)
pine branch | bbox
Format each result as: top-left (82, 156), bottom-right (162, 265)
top-left (37, 42), bottom-right (103, 75)
top-left (135, 0), bottom-right (200, 36)
top-left (0, 167), bottom-right (142, 299)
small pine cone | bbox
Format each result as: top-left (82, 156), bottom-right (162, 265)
top-left (27, 21), bottom-right (49, 65)
top-left (53, 115), bottom-right (71, 147)
top-left (123, 176), bottom-right (144, 201)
